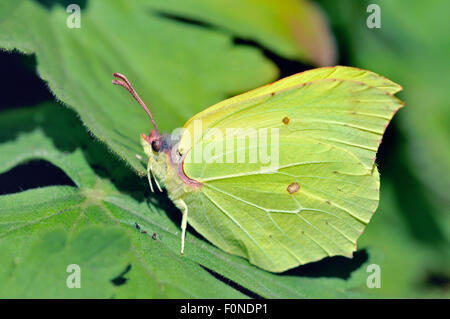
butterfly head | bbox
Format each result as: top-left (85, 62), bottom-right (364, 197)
top-left (142, 129), bottom-right (162, 153)
top-left (112, 73), bottom-right (194, 188)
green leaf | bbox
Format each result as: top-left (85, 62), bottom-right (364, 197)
top-left (0, 102), bottom-right (376, 298)
top-left (359, 179), bottom-right (450, 298)
top-left (143, 0), bottom-right (337, 65)
top-left (0, 130), bottom-right (243, 298)
top-left (0, 0), bottom-right (277, 175)
top-left (0, 227), bottom-right (130, 298)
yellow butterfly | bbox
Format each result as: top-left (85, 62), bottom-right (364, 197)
top-left (113, 66), bottom-right (404, 272)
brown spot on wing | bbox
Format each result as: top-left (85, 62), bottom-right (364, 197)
top-left (287, 182), bottom-right (300, 194)
top-left (282, 116), bottom-right (290, 125)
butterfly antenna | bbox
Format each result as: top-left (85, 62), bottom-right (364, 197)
top-left (112, 73), bottom-right (159, 135)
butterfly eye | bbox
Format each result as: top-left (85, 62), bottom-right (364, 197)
top-left (152, 139), bottom-right (161, 152)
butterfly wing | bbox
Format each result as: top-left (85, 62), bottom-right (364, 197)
top-left (179, 67), bottom-right (403, 272)
top-left (179, 66), bottom-right (401, 153)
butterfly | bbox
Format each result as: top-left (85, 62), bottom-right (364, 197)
top-left (112, 66), bottom-right (404, 272)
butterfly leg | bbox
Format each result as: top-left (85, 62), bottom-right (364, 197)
top-left (153, 173), bottom-right (163, 192)
top-left (147, 158), bottom-right (163, 193)
top-left (175, 199), bottom-right (188, 255)
top-left (146, 158), bottom-right (154, 193)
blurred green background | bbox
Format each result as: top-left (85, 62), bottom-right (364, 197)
top-left (317, 0), bottom-right (450, 297)
top-left (0, 0), bottom-right (448, 298)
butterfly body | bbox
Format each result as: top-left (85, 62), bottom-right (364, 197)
top-left (141, 133), bottom-right (197, 201)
